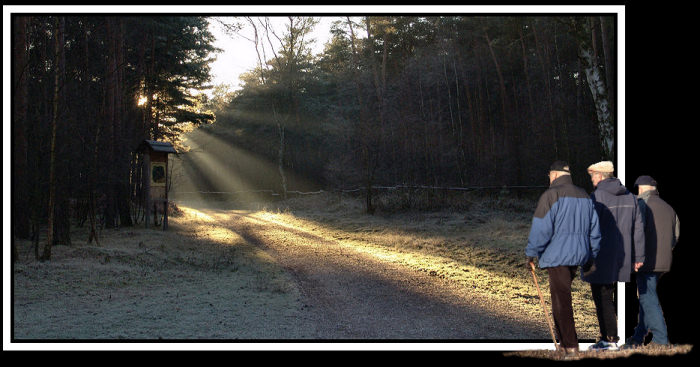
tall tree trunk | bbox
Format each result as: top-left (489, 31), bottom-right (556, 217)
top-left (81, 19), bottom-right (101, 244)
top-left (43, 16), bottom-right (65, 261)
top-left (580, 45), bottom-right (613, 160)
top-left (474, 48), bottom-right (488, 176)
top-left (276, 119), bottom-right (288, 200)
top-left (452, 57), bottom-right (467, 186)
top-left (519, 24), bottom-right (536, 130)
top-left (13, 16), bottom-right (30, 245)
top-left (532, 21), bottom-right (558, 158)
top-left (366, 17), bottom-right (391, 185)
top-left (115, 19), bottom-right (133, 227)
top-left (103, 18), bottom-right (116, 228)
top-left (89, 126), bottom-right (101, 244)
top-left (599, 16), bottom-right (614, 121)
top-left (348, 16), bottom-right (375, 214)
top-left (553, 22), bottom-right (571, 163)
top-left (442, 53), bottom-right (462, 184)
top-left (484, 30), bottom-right (511, 183)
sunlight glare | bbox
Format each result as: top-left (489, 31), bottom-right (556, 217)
top-left (171, 127), bottom-right (296, 203)
top-left (180, 206), bottom-right (216, 221)
top-left (178, 205), bottom-right (245, 245)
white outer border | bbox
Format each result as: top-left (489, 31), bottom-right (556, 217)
top-left (4, 4), bottom-right (625, 352)
top-left (616, 5), bottom-right (627, 347)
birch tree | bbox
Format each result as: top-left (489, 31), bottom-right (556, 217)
top-left (571, 16), bottom-right (614, 161)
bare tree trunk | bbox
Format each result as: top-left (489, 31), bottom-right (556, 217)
top-left (366, 17), bottom-right (392, 184)
top-left (474, 49), bottom-right (487, 175)
top-left (599, 16), bottom-right (614, 119)
top-left (43, 16), bottom-right (65, 261)
top-left (115, 19), bottom-right (133, 228)
top-left (485, 29), bottom-right (516, 183)
top-left (275, 116), bottom-right (288, 200)
top-left (13, 16), bottom-right (30, 262)
top-left (147, 33), bottom-right (156, 139)
top-left (519, 24), bottom-right (536, 129)
top-left (532, 21), bottom-right (558, 158)
top-left (88, 126), bottom-right (101, 245)
top-left (553, 22), bottom-right (571, 163)
top-left (452, 57), bottom-right (467, 186)
top-left (580, 45), bottom-right (613, 160)
top-left (103, 18), bottom-right (117, 228)
top-left (485, 32), bottom-right (508, 133)
top-left (348, 17), bottom-right (376, 214)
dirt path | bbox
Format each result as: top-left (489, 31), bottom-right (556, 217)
top-left (215, 207), bottom-right (544, 340)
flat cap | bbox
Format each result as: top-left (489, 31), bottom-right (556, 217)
top-left (587, 161), bottom-right (615, 173)
top-left (634, 175), bottom-right (657, 187)
top-left (549, 160), bottom-right (570, 173)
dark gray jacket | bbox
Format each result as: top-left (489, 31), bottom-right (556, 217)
top-left (638, 190), bottom-right (680, 273)
top-left (581, 178), bottom-right (645, 284)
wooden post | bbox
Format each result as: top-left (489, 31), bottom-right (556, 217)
top-left (143, 152), bottom-right (151, 228)
top-left (163, 154), bottom-right (169, 230)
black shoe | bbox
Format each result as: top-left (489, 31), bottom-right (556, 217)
top-left (588, 339), bottom-right (619, 351)
top-left (620, 337), bottom-right (643, 350)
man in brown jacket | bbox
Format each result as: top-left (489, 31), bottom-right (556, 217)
top-left (622, 175), bottom-right (680, 349)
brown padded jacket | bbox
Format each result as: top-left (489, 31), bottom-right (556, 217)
top-left (638, 190), bottom-right (680, 273)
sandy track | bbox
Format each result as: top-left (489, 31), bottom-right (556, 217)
top-left (218, 208), bottom-right (545, 340)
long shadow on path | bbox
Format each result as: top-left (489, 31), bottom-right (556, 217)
top-left (219, 209), bottom-right (549, 341)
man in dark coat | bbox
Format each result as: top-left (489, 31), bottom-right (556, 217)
top-left (526, 161), bottom-right (601, 354)
top-left (582, 161), bottom-right (645, 351)
top-left (622, 176), bottom-right (680, 349)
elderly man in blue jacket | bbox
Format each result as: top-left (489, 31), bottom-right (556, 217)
top-left (582, 161), bottom-right (645, 351)
top-left (526, 161), bottom-right (601, 354)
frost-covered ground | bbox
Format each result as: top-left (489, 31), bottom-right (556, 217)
top-left (12, 203), bottom-right (316, 344)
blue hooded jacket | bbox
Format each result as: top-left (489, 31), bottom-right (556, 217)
top-left (581, 178), bottom-right (645, 283)
top-left (526, 175), bottom-right (601, 268)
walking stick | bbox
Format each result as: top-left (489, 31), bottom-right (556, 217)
top-left (530, 262), bottom-right (558, 350)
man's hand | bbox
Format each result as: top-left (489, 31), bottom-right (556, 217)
top-left (526, 256), bottom-right (536, 269)
top-left (582, 258), bottom-right (597, 277)
top-left (634, 262), bottom-right (643, 272)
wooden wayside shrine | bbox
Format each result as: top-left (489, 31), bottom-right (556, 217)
top-left (138, 140), bottom-right (176, 230)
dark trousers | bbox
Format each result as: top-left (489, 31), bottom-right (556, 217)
top-left (547, 266), bottom-right (579, 348)
top-left (590, 283), bottom-right (618, 342)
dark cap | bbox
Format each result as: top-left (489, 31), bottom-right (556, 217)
top-left (634, 175), bottom-right (657, 187)
top-left (549, 160), bottom-right (570, 173)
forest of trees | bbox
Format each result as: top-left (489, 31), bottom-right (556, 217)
top-left (11, 16), bottom-right (218, 261)
top-left (210, 15), bottom-right (616, 211)
top-left (11, 15), bottom-right (616, 261)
